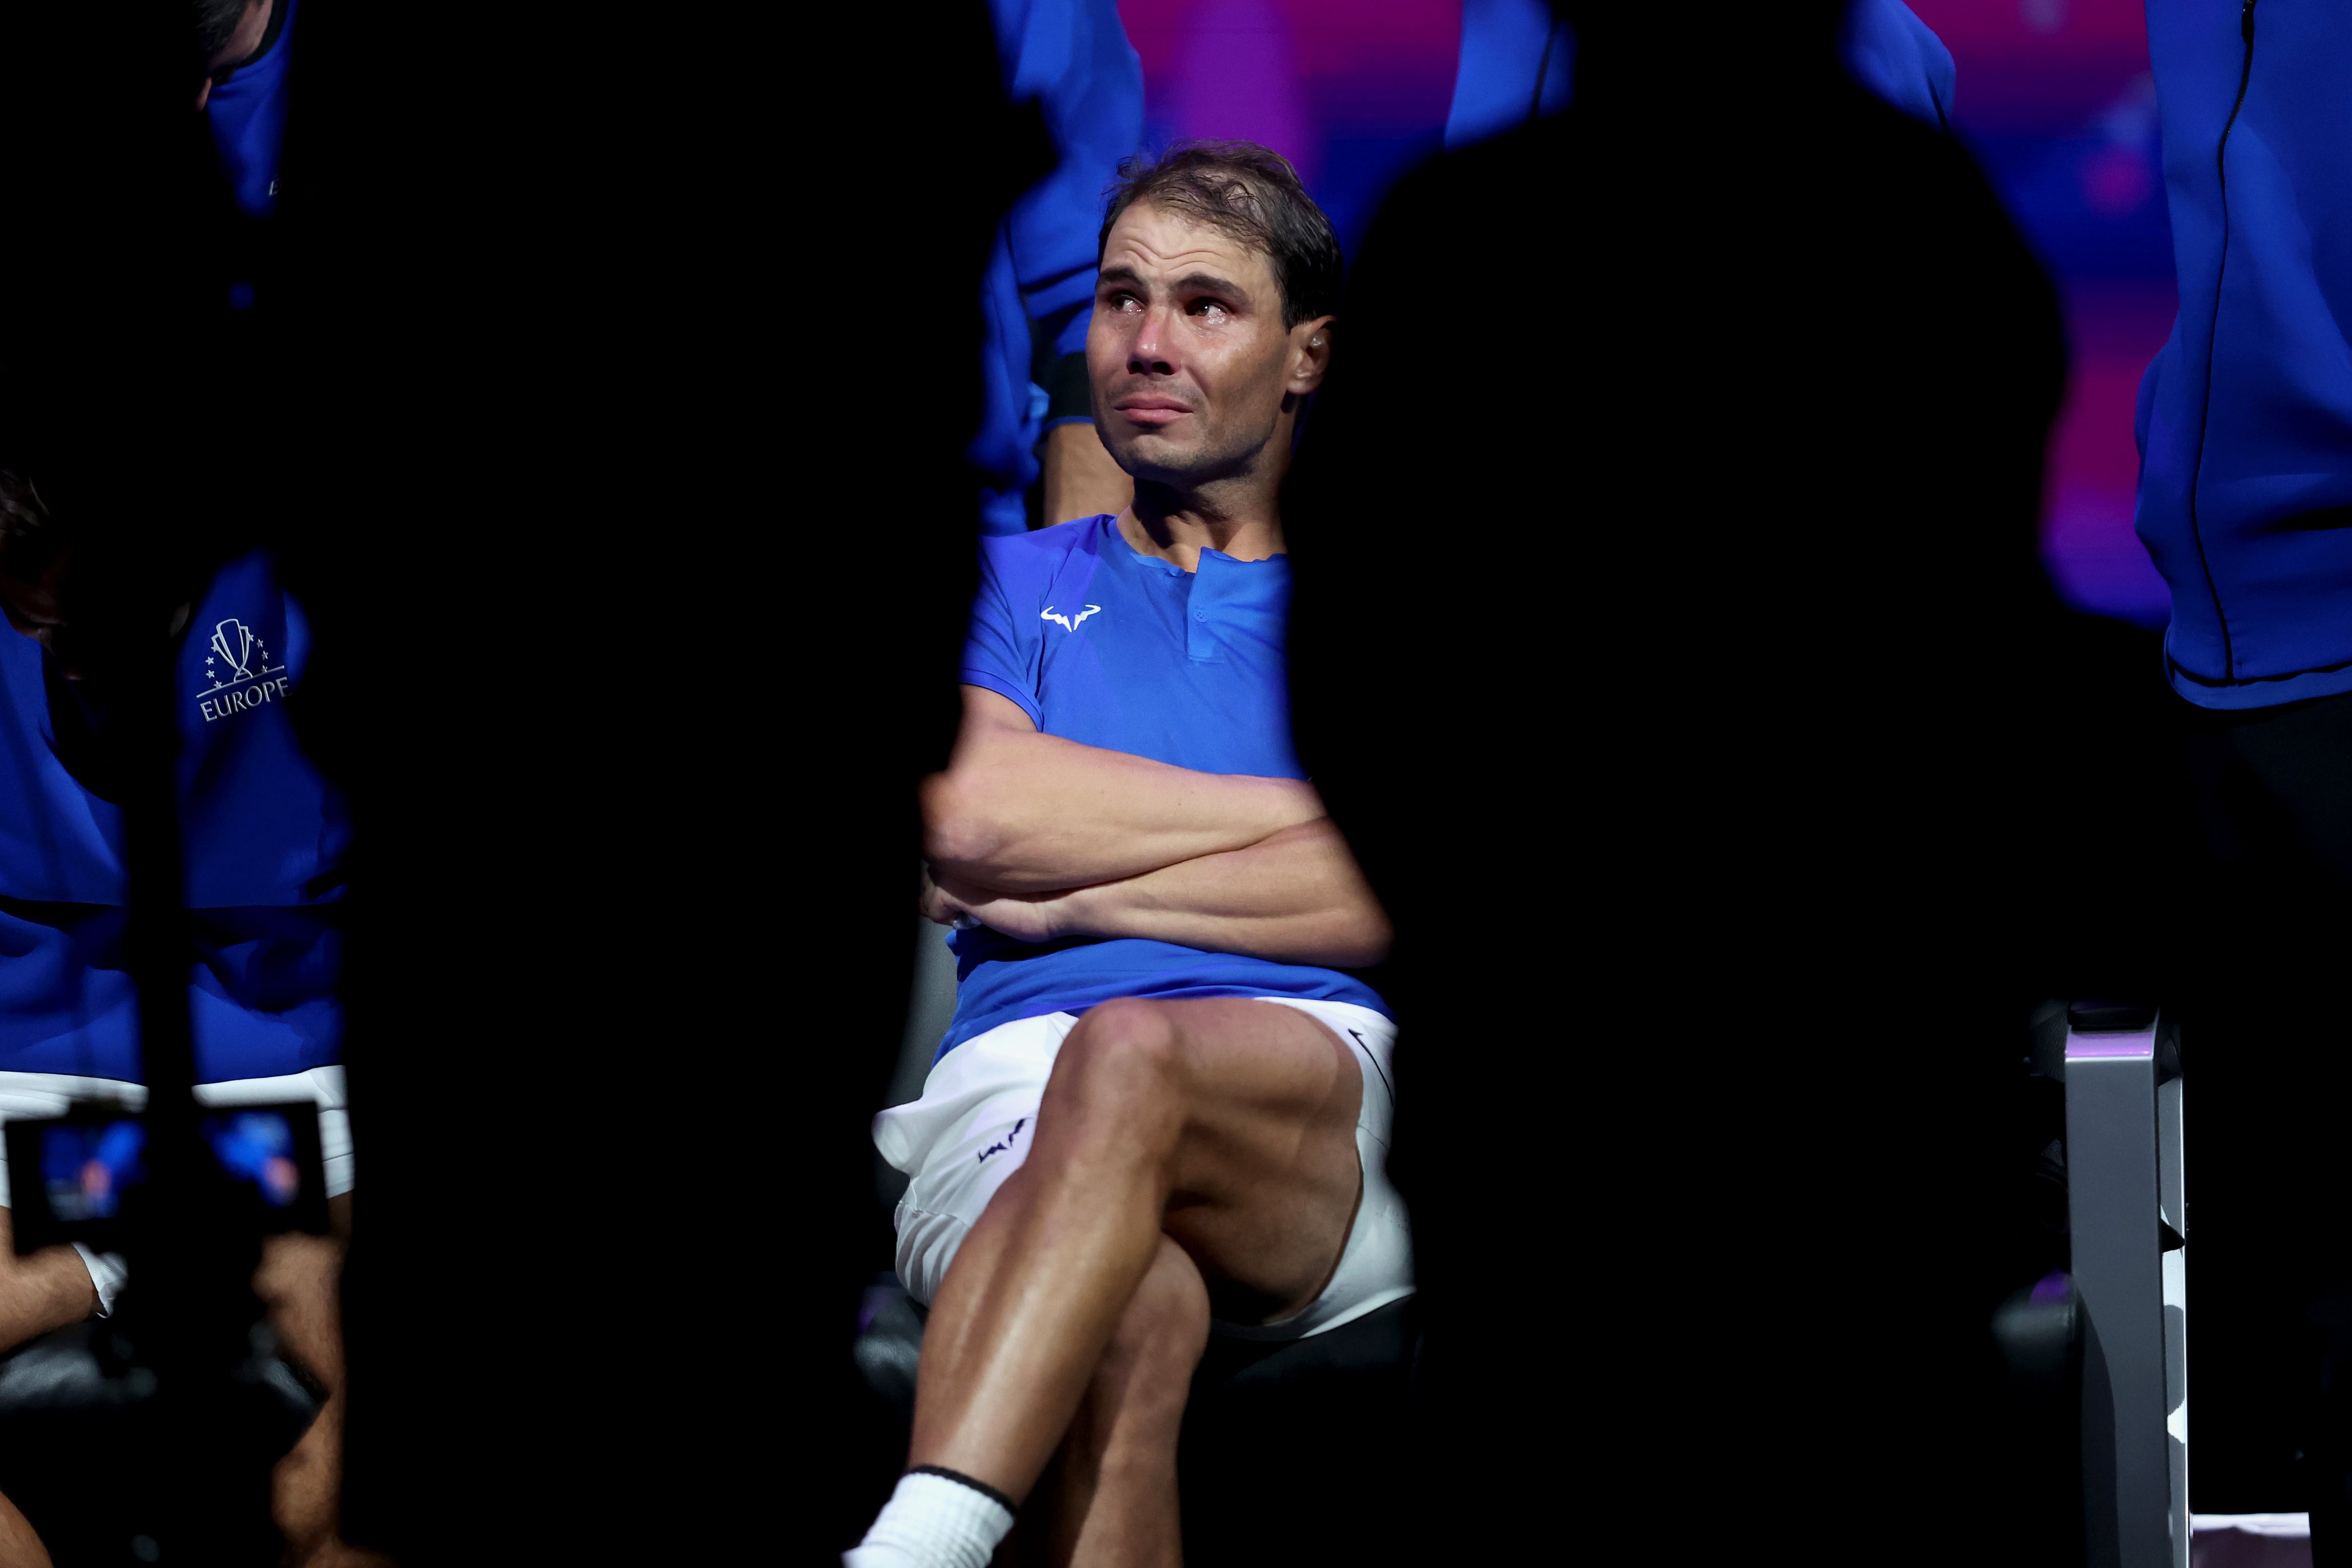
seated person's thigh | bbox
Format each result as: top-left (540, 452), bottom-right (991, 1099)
top-left (875, 999), bottom-right (1411, 1338)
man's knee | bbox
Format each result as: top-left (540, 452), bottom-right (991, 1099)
top-left (1047, 999), bottom-right (1191, 1145)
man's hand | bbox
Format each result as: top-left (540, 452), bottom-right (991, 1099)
top-left (920, 863), bottom-right (1079, 945)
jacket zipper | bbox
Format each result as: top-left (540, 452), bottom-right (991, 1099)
top-left (2186, 0), bottom-right (2257, 677)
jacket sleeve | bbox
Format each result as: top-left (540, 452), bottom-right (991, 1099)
top-left (1843, 0), bottom-right (1956, 130)
top-left (1445, 0), bottom-right (1572, 151)
top-left (998, 0), bottom-right (1145, 420)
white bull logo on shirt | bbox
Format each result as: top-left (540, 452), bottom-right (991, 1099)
top-left (1041, 605), bottom-right (1102, 632)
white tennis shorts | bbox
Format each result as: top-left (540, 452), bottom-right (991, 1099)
top-left (874, 997), bottom-right (1413, 1340)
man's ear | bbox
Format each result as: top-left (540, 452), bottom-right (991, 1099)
top-left (1288, 316), bottom-right (1335, 393)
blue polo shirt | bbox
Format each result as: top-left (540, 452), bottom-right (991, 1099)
top-left (939, 514), bottom-right (1388, 1058)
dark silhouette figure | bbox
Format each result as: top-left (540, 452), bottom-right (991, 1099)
top-left (6, 2), bottom-right (1048, 1560)
top-left (252, 7), bottom-right (1050, 1558)
top-left (1284, 5), bottom-right (2165, 1557)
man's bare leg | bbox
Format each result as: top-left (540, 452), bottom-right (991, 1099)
top-left (0, 1490), bottom-right (50, 1568)
top-left (0, 1206), bottom-right (99, 1568)
top-left (0, 1201), bottom-right (384, 1568)
top-left (1014, 1235), bottom-right (1208, 1568)
top-left (257, 1193), bottom-right (394, 1568)
top-left (0, 1210), bottom-right (99, 1565)
top-left (910, 997), bottom-right (1362, 1517)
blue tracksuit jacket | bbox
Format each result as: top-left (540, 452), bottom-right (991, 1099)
top-left (973, 0), bottom-right (1146, 536)
top-left (2137, 0), bottom-right (2352, 709)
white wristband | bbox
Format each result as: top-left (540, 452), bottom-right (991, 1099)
top-left (71, 1244), bottom-right (128, 1318)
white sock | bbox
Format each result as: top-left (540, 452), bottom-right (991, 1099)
top-left (844, 1468), bottom-right (1016, 1568)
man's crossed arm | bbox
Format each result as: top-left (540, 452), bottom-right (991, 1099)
top-left (919, 687), bottom-right (1390, 967)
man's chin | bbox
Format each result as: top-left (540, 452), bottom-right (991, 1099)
top-left (1110, 436), bottom-right (1216, 489)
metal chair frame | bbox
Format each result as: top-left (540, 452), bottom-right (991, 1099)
top-left (2066, 1005), bottom-right (2188, 1568)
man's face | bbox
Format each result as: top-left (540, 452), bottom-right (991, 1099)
top-left (1088, 203), bottom-right (1327, 489)
top-left (0, 555), bottom-right (69, 657)
top-left (195, 0), bottom-right (273, 110)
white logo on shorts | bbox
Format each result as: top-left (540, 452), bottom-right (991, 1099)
top-left (1041, 605), bottom-right (1101, 632)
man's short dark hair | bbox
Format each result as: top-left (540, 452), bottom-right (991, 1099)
top-left (195, 0), bottom-right (250, 56)
top-left (1098, 142), bottom-right (1343, 330)
top-left (0, 470), bottom-right (64, 584)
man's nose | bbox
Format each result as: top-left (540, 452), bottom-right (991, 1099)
top-left (1128, 304), bottom-right (1177, 375)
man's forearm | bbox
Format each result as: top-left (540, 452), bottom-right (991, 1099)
top-left (1052, 819), bottom-right (1391, 967)
top-left (923, 723), bottom-right (1324, 892)
top-left (0, 1212), bottom-right (96, 1355)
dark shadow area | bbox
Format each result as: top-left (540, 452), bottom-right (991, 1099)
top-left (1281, 3), bottom-right (2191, 1559)
top-left (1, 1), bottom-right (1046, 1559)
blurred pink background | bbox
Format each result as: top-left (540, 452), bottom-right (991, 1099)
top-left (1115, 0), bottom-right (2177, 625)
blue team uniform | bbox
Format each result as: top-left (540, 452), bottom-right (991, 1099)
top-left (1840, 0), bottom-right (1956, 128)
top-left (1444, 0), bottom-right (1954, 149)
top-left (2136, 0), bottom-right (2352, 710)
top-left (0, 553), bottom-right (346, 1083)
top-left (939, 516), bottom-right (1388, 1058)
top-left (205, 0), bottom-right (298, 220)
top-left (973, 0), bottom-right (1146, 535)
